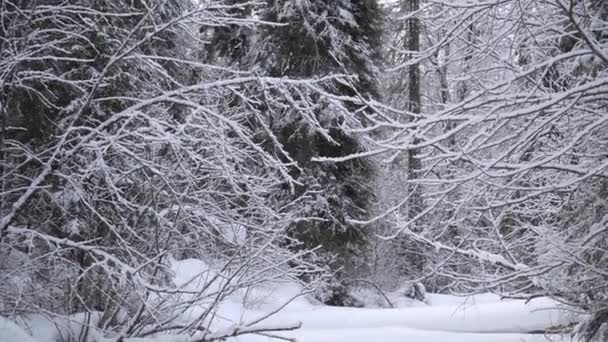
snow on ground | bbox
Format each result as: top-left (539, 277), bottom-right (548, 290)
top-left (13, 312), bottom-right (102, 342)
top-left (171, 259), bottom-right (579, 341)
top-left (238, 327), bottom-right (573, 342)
top-left (0, 317), bottom-right (39, 342)
top-left (1, 258), bottom-right (580, 342)
top-left (257, 297), bottom-right (575, 333)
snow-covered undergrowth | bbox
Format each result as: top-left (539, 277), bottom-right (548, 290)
top-left (1, 258), bottom-right (580, 342)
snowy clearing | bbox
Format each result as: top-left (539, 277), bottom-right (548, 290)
top-left (2, 258), bottom-right (578, 342)
top-left (244, 327), bottom-right (572, 342)
top-left (257, 297), bottom-right (577, 334)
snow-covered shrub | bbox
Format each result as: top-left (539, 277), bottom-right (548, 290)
top-left (400, 282), bottom-right (426, 303)
top-left (314, 278), bottom-right (364, 308)
top-left (0, 0), bottom-right (366, 339)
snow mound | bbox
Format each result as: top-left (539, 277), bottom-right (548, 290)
top-left (0, 317), bottom-right (39, 342)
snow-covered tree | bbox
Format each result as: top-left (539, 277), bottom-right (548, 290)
top-left (362, 0), bottom-right (608, 337)
top-left (246, 0), bottom-right (384, 298)
top-left (398, 0), bottom-right (601, 336)
top-left (0, 0), bottom-right (366, 338)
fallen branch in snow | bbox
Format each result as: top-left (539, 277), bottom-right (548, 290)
top-left (199, 322), bottom-right (302, 342)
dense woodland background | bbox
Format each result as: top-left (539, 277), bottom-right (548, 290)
top-left (0, 0), bottom-right (607, 340)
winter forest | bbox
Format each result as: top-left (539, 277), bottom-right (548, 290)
top-left (0, 0), bottom-right (607, 341)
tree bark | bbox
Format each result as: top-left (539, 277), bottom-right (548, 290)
top-left (404, 0), bottom-right (422, 223)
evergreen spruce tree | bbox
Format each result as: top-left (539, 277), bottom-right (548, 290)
top-left (259, 0), bottom-right (381, 98)
top-left (251, 0), bottom-right (384, 304)
top-left (203, 0), bottom-right (257, 65)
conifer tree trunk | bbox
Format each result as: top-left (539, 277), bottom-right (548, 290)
top-left (404, 0), bottom-right (422, 223)
top-left (437, 41), bottom-right (452, 145)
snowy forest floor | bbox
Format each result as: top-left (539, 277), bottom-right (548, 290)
top-left (1, 258), bottom-right (582, 342)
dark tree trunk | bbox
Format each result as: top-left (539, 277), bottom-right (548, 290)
top-left (404, 0), bottom-right (422, 223)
